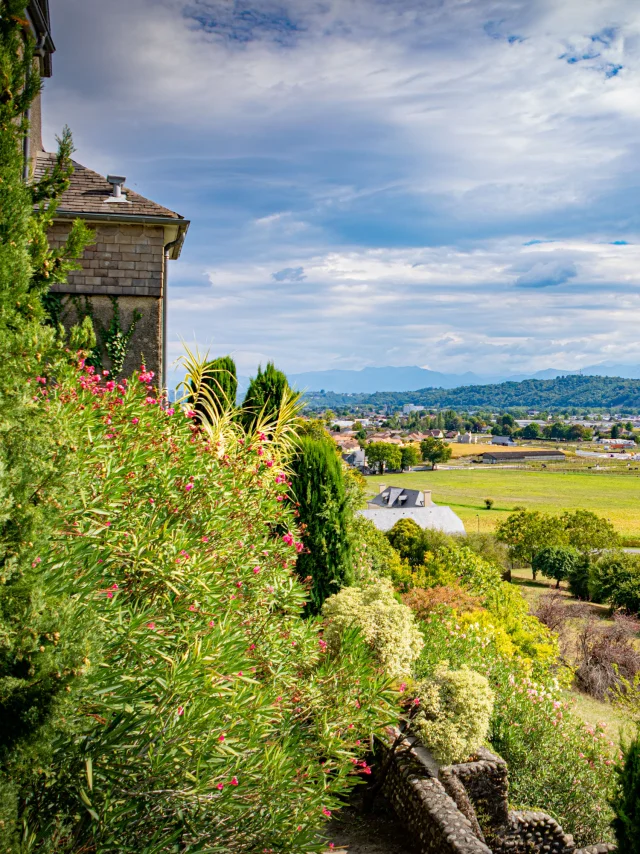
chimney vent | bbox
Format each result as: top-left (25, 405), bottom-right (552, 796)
top-left (106, 175), bottom-right (128, 202)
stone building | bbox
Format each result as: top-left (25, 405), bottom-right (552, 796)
top-left (25, 1), bottom-right (189, 384)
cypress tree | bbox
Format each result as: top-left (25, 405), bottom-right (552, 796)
top-left (0, 2), bottom-right (93, 840)
top-left (191, 354), bottom-right (238, 419)
top-left (241, 361), bottom-right (289, 432)
top-left (612, 732), bottom-right (640, 853)
top-left (291, 436), bottom-right (353, 613)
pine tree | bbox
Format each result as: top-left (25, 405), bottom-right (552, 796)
top-left (0, 2), bottom-right (93, 842)
top-left (241, 361), bottom-right (289, 432)
top-left (291, 436), bottom-right (353, 613)
top-left (612, 733), bottom-right (640, 853)
top-left (193, 354), bottom-right (237, 418)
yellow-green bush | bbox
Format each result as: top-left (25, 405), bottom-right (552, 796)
top-left (322, 580), bottom-right (424, 679)
top-left (413, 665), bottom-right (494, 765)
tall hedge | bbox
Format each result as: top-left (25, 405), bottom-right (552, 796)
top-left (291, 436), bottom-right (353, 612)
top-left (241, 361), bottom-right (289, 431)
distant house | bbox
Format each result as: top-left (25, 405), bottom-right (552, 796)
top-left (403, 404), bottom-right (427, 414)
top-left (424, 429), bottom-right (445, 439)
top-left (482, 450), bottom-right (565, 465)
top-left (458, 432), bottom-right (477, 444)
top-left (342, 448), bottom-right (367, 471)
top-left (491, 436), bottom-right (517, 446)
top-left (445, 430), bottom-right (460, 440)
top-left (598, 438), bottom-right (636, 448)
top-left (358, 484), bottom-right (466, 534)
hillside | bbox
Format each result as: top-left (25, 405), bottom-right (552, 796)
top-left (302, 374), bottom-right (640, 411)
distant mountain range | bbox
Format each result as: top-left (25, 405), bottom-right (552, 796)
top-left (302, 374), bottom-right (640, 411)
top-left (286, 363), bottom-right (640, 394)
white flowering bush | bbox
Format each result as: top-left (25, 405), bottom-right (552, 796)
top-left (413, 664), bottom-right (494, 765)
top-left (322, 580), bottom-right (424, 679)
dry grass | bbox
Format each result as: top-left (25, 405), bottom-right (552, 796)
top-left (446, 442), bottom-right (532, 458)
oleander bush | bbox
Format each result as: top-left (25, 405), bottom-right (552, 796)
top-left (322, 580), bottom-right (423, 679)
top-left (1, 367), bottom-right (398, 853)
top-left (412, 665), bottom-right (494, 765)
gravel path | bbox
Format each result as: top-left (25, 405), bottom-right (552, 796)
top-left (324, 800), bottom-right (416, 854)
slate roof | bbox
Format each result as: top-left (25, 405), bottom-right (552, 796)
top-left (34, 152), bottom-right (185, 221)
top-left (369, 486), bottom-right (424, 508)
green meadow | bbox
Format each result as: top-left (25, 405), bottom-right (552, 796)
top-left (366, 468), bottom-right (640, 537)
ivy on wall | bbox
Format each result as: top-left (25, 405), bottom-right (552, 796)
top-left (64, 295), bottom-right (142, 376)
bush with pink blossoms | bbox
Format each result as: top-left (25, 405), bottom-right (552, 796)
top-left (8, 364), bottom-right (397, 853)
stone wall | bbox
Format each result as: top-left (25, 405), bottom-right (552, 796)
top-left (47, 222), bottom-right (166, 379)
top-left (378, 731), bottom-right (616, 854)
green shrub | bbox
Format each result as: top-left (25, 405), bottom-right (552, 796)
top-left (386, 518), bottom-right (452, 567)
top-left (413, 665), bottom-right (494, 765)
top-left (350, 516), bottom-right (407, 585)
top-left (423, 545), bottom-right (502, 596)
top-left (322, 581), bottom-right (423, 679)
top-left (590, 551), bottom-right (640, 613)
top-left (290, 436), bottom-right (354, 612)
top-left (567, 555), bottom-right (594, 600)
top-left (241, 361), bottom-right (290, 431)
top-left (612, 732), bottom-right (640, 853)
top-left (532, 546), bottom-right (579, 588)
top-left (192, 354), bottom-right (238, 417)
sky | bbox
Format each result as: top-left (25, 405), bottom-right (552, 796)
top-left (43, 0), bottom-right (640, 381)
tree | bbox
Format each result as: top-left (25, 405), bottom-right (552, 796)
top-left (612, 733), bottom-right (640, 853)
top-left (495, 510), bottom-right (566, 578)
top-left (290, 436), bottom-right (354, 612)
top-left (401, 444), bottom-right (420, 470)
top-left (611, 423), bottom-right (620, 439)
top-left (193, 354), bottom-right (237, 419)
top-left (386, 518), bottom-right (426, 566)
top-left (420, 437), bottom-right (452, 470)
top-left (532, 546), bottom-right (579, 588)
top-left (561, 509), bottom-right (619, 556)
top-left (522, 423), bottom-right (541, 439)
top-left (241, 361), bottom-right (290, 431)
top-left (0, 4), bottom-right (93, 840)
top-left (366, 441), bottom-right (402, 474)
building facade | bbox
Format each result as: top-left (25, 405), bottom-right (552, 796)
top-left (25, 1), bottom-right (189, 384)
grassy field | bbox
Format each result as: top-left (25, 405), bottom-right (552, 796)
top-left (366, 468), bottom-right (640, 536)
top-left (446, 442), bottom-right (526, 458)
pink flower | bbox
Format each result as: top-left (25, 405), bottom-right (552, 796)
top-left (31, 556), bottom-right (42, 567)
top-left (186, 410), bottom-right (197, 419)
top-left (253, 566), bottom-right (260, 574)
top-left (295, 541), bottom-right (304, 554)
top-left (177, 706), bottom-right (184, 716)
top-left (106, 591), bottom-right (113, 599)
top-left (230, 776), bottom-right (239, 786)
top-left (238, 671), bottom-right (243, 676)
top-left (275, 473), bottom-right (287, 485)
top-left (318, 639), bottom-right (327, 651)
top-left (282, 532), bottom-right (294, 547)
top-left (322, 807), bottom-right (331, 818)
top-left (131, 417), bottom-right (139, 425)
top-left (201, 536), bottom-right (209, 542)
top-left (236, 581), bottom-right (243, 588)
top-left (185, 483), bottom-right (194, 492)
top-left (209, 620), bottom-right (215, 627)
top-left (105, 521), bottom-right (111, 527)
top-left (112, 584), bottom-right (119, 590)
top-left (149, 498), bottom-right (155, 504)
top-left (146, 621), bottom-right (155, 629)
top-left (218, 733), bottom-right (225, 742)
top-left (276, 495), bottom-right (284, 502)
top-left (144, 397), bottom-right (157, 406)
top-left (189, 604), bottom-right (197, 611)
top-left (249, 643), bottom-right (256, 650)
top-left (399, 682), bottom-right (407, 693)
top-left (266, 459), bottom-right (274, 467)
top-left (166, 408), bottom-right (175, 416)
top-left (217, 783), bottom-right (224, 791)
top-left (105, 380), bottom-right (115, 392)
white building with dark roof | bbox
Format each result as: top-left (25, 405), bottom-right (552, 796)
top-left (358, 484), bottom-right (465, 534)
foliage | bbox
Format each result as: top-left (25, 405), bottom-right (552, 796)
top-left (532, 545), bottom-right (579, 588)
top-left (400, 444), bottom-right (420, 469)
top-left (350, 516), bottom-right (407, 586)
top-left (495, 510), bottom-right (565, 576)
top-left (69, 295), bottom-right (141, 376)
top-left (241, 361), bottom-right (291, 432)
top-left (190, 354), bottom-right (238, 419)
top-left (413, 613), bottom-right (617, 845)
top-left (386, 518), bottom-right (452, 568)
top-left (420, 436), bottom-right (452, 469)
top-left (567, 555), bottom-right (594, 600)
top-left (365, 441), bottom-right (402, 474)
top-left (463, 533), bottom-right (510, 571)
top-left (2, 368), bottom-right (397, 852)
top-left (562, 509), bottom-right (619, 555)
top-left (322, 581), bottom-right (424, 680)
top-left (289, 436), bottom-right (354, 613)
top-left (612, 733), bottom-right (640, 854)
top-left (590, 551), bottom-right (640, 613)
top-left (0, 8), bottom-right (93, 840)
top-left (412, 665), bottom-right (494, 765)
top-left (423, 546), bottom-right (503, 596)
top-left (402, 585), bottom-right (481, 619)
top-left (484, 497), bottom-right (494, 509)
top-left (298, 418), bottom-right (330, 442)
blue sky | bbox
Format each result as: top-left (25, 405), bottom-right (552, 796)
top-left (45, 0), bottom-right (640, 380)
